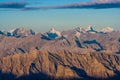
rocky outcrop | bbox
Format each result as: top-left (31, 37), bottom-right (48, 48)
top-left (0, 49), bottom-right (120, 80)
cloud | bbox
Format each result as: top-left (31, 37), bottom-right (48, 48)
top-left (21, 0), bottom-right (120, 10)
top-left (50, 0), bottom-right (120, 9)
top-left (0, 0), bottom-right (120, 11)
top-left (94, 0), bottom-right (120, 3)
top-left (0, 2), bottom-right (27, 9)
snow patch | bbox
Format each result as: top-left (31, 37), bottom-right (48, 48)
top-left (85, 26), bottom-right (97, 33)
top-left (100, 27), bottom-right (114, 33)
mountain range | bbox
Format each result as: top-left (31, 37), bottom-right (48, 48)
top-left (0, 26), bottom-right (120, 80)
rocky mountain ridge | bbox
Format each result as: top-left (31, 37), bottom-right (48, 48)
top-left (0, 28), bottom-right (35, 38)
top-left (0, 26), bottom-right (120, 80)
top-left (0, 26), bottom-right (114, 38)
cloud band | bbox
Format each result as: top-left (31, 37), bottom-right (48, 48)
top-left (0, 0), bottom-right (120, 11)
top-left (0, 2), bottom-right (27, 9)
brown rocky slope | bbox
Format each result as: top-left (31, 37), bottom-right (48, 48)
top-left (0, 49), bottom-right (120, 80)
top-left (0, 27), bottom-right (120, 80)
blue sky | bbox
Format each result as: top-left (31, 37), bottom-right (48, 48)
top-left (0, 0), bottom-right (120, 32)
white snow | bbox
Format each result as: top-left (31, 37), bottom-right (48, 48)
top-left (85, 25), bottom-right (97, 33)
top-left (75, 31), bottom-right (81, 37)
top-left (100, 27), bottom-right (114, 33)
top-left (76, 27), bottom-right (86, 33)
top-left (9, 28), bottom-right (16, 33)
top-left (85, 25), bottom-right (92, 31)
top-left (44, 28), bottom-right (62, 39)
top-left (49, 28), bottom-right (61, 37)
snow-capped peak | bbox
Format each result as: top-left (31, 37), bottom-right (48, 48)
top-left (75, 27), bottom-right (86, 33)
top-left (85, 25), bottom-right (93, 31)
top-left (9, 29), bottom-right (16, 33)
top-left (48, 28), bottom-right (61, 37)
top-left (49, 28), bottom-right (56, 33)
top-left (0, 30), bottom-right (4, 35)
top-left (100, 27), bottom-right (114, 33)
top-left (8, 28), bottom-right (35, 37)
top-left (41, 28), bottom-right (62, 40)
top-left (85, 26), bottom-right (97, 33)
top-left (75, 31), bottom-right (81, 37)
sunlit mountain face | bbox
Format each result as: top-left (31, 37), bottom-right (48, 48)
top-left (0, 0), bottom-right (120, 80)
top-left (0, 27), bottom-right (120, 80)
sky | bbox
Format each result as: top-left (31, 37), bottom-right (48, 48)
top-left (0, 0), bottom-right (120, 32)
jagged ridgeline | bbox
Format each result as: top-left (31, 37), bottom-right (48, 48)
top-left (0, 26), bottom-right (120, 80)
